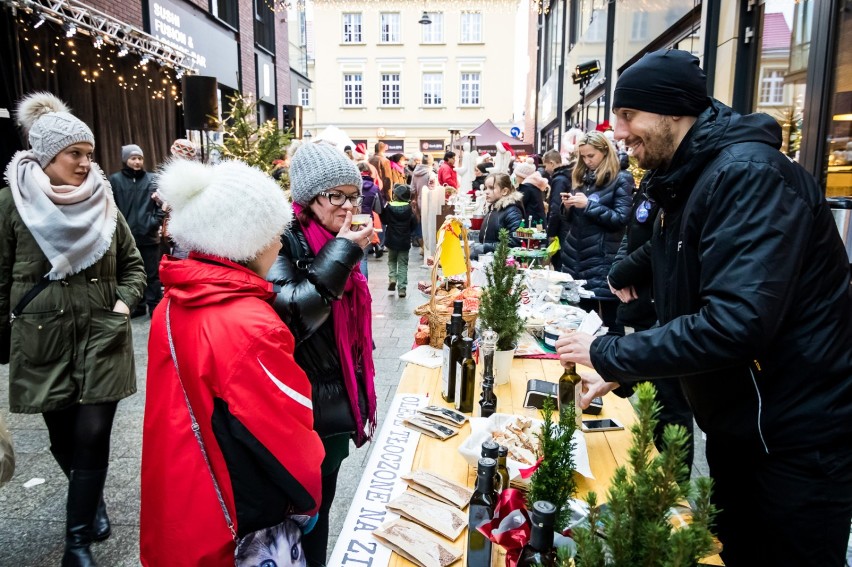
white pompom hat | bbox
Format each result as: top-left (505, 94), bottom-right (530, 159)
top-left (156, 159), bottom-right (291, 262)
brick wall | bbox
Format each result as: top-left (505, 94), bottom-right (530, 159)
top-left (85, 0), bottom-right (143, 28)
top-left (238, 0), bottom-right (255, 96)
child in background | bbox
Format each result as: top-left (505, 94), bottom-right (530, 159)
top-left (381, 184), bottom-right (417, 298)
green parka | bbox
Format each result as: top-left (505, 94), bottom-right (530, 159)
top-left (0, 187), bottom-right (146, 413)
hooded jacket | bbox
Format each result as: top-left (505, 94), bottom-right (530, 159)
top-left (360, 174), bottom-right (380, 216)
top-left (553, 170), bottom-right (633, 298)
top-left (381, 189), bottom-right (417, 252)
top-left (478, 191), bottom-right (525, 254)
top-left (141, 254), bottom-right (323, 567)
top-left (590, 99), bottom-right (852, 452)
top-left (0, 188), bottom-right (145, 413)
top-left (410, 164), bottom-right (433, 218)
top-left (109, 167), bottom-right (165, 245)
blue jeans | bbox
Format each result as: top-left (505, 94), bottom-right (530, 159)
top-left (359, 249), bottom-right (369, 280)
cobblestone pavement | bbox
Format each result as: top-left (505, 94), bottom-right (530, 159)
top-left (0, 248), bottom-right (712, 566)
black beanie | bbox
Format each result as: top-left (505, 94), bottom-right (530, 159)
top-left (613, 49), bottom-right (710, 116)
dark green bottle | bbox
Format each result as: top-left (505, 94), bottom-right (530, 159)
top-left (467, 458), bottom-right (497, 567)
top-left (441, 314), bottom-right (463, 403)
top-left (516, 501), bottom-right (558, 567)
top-left (454, 337), bottom-right (476, 413)
top-left (496, 445), bottom-right (510, 493)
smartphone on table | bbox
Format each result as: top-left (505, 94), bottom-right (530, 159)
top-left (581, 418), bottom-right (624, 432)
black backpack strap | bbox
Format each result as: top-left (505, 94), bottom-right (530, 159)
top-left (10, 279), bottom-right (52, 322)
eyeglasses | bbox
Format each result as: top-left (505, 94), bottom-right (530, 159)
top-left (319, 191), bottom-right (363, 207)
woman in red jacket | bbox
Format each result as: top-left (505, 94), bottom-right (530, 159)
top-left (141, 159), bottom-right (324, 566)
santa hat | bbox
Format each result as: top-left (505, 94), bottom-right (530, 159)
top-left (500, 142), bottom-right (516, 157)
top-left (595, 120), bottom-right (613, 132)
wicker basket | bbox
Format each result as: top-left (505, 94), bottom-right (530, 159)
top-left (414, 219), bottom-right (478, 348)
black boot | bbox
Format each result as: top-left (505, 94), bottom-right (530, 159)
top-left (62, 469), bottom-right (107, 567)
top-left (51, 449), bottom-right (111, 542)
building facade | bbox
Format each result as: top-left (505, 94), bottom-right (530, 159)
top-left (532, 0), bottom-right (850, 197)
top-left (0, 0), bottom-right (295, 173)
top-left (303, 0), bottom-right (521, 158)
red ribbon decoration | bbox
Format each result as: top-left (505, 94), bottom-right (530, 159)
top-left (477, 489), bottom-right (531, 567)
top-left (518, 456), bottom-right (544, 479)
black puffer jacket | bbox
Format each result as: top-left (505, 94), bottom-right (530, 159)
top-left (476, 191), bottom-right (525, 256)
top-left (546, 164), bottom-right (573, 237)
top-left (109, 168), bottom-right (164, 245)
top-left (267, 223), bottom-right (368, 439)
top-left (552, 170), bottom-right (633, 298)
top-left (381, 200), bottom-right (417, 251)
top-left (608, 175), bottom-right (658, 329)
top-left (590, 99), bottom-right (852, 452)
top-left (516, 183), bottom-right (547, 228)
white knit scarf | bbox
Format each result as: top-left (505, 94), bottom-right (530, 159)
top-left (5, 151), bottom-right (117, 280)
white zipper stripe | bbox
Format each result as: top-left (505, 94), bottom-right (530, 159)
top-left (749, 368), bottom-right (769, 454)
top-left (257, 357), bottom-right (313, 410)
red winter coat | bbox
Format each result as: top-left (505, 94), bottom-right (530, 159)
top-left (141, 254), bottom-right (324, 567)
top-left (438, 161), bottom-right (459, 189)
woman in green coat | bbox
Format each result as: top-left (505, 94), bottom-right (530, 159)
top-left (0, 92), bottom-right (145, 567)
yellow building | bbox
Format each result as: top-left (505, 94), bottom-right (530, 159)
top-left (303, 0), bottom-right (523, 157)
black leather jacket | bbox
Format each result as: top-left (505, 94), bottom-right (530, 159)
top-left (267, 223), bottom-right (366, 438)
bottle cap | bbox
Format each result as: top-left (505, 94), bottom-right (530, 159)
top-left (477, 457), bottom-right (497, 473)
top-left (497, 445), bottom-right (508, 457)
top-left (531, 501), bottom-right (557, 526)
top-left (461, 336), bottom-right (474, 355)
top-left (453, 299), bottom-right (464, 315)
top-left (481, 439), bottom-right (499, 458)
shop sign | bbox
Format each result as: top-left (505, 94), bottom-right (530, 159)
top-left (420, 139), bottom-right (445, 152)
top-left (327, 394), bottom-right (425, 567)
top-left (383, 139), bottom-right (404, 152)
top-left (147, 0), bottom-right (240, 88)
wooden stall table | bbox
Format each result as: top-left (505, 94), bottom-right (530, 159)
top-left (339, 357), bottom-right (723, 566)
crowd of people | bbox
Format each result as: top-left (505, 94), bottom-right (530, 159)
top-left (1, 47), bottom-right (851, 567)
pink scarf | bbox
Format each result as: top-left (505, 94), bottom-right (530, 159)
top-left (292, 203), bottom-right (377, 446)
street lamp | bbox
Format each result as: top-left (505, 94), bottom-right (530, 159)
top-left (418, 11), bottom-right (432, 25)
top-left (303, 130), bottom-right (312, 141)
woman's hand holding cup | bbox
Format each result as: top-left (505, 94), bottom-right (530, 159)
top-left (338, 212), bottom-right (374, 249)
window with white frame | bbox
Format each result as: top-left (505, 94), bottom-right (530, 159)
top-left (299, 87), bottom-right (310, 108)
top-left (759, 68), bottom-right (785, 105)
top-left (460, 72), bottom-right (481, 106)
top-left (631, 12), bottom-right (648, 41)
top-left (343, 73), bottom-right (363, 106)
top-left (422, 73), bottom-right (443, 106)
top-left (421, 12), bottom-right (444, 43)
top-left (381, 73), bottom-right (401, 105)
top-left (585, 9), bottom-right (606, 42)
top-left (380, 12), bottom-right (401, 43)
top-left (342, 13), bottom-right (362, 43)
top-left (460, 12), bottom-right (482, 43)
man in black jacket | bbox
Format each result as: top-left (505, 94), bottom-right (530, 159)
top-left (543, 149), bottom-right (572, 270)
top-left (109, 144), bottom-right (164, 316)
top-left (556, 49), bottom-right (852, 566)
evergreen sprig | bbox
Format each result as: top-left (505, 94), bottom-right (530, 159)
top-left (210, 92), bottom-right (292, 190)
top-left (478, 228), bottom-right (525, 351)
top-left (528, 398), bottom-right (578, 530)
top-left (570, 383), bottom-right (717, 567)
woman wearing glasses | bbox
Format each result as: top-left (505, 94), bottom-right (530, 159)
top-left (267, 142), bottom-right (377, 567)
top-left (552, 131), bottom-right (633, 329)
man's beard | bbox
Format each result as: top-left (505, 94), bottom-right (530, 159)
top-left (637, 117), bottom-right (676, 170)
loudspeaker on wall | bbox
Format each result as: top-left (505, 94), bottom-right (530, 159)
top-left (182, 75), bottom-right (218, 131)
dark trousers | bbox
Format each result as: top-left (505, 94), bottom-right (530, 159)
top-left (137, 243), bottom-right (163, 310)
top-left (706, 436), bottom-right (852, 566)
top-left (302, 468), bottom-right (340, 567)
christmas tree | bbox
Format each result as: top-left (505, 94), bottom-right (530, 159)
top-left (529, 398), bottom-right (578, 530)
top-left (210, 92), bottom-right (292, 190)
top-left (570, 382), bottom-right (717, 567)
top-left (477, 229), bottom-right (525, 351)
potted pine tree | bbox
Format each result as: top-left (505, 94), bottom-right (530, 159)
top-left (477, 229), bottom-right (525, 384)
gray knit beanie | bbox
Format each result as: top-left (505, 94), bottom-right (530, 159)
top-left (289, 142), bottom-right (362, 206)
top-left (121, 144), bottom-right (144, 163)
top-left (16, 92), bottom-right (95, 168)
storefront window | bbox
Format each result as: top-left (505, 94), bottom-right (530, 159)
top-left (612, 0), bottom-right (698, 71)
top-left (752, 0), bottom-right (804, 161)
top-left (825, 4), bottom-right (852, 197)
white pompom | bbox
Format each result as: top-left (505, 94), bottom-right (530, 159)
top-left (16, 92), bottom-right (70, 131)
top-left (154, 158), bottom-right (215, 211)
